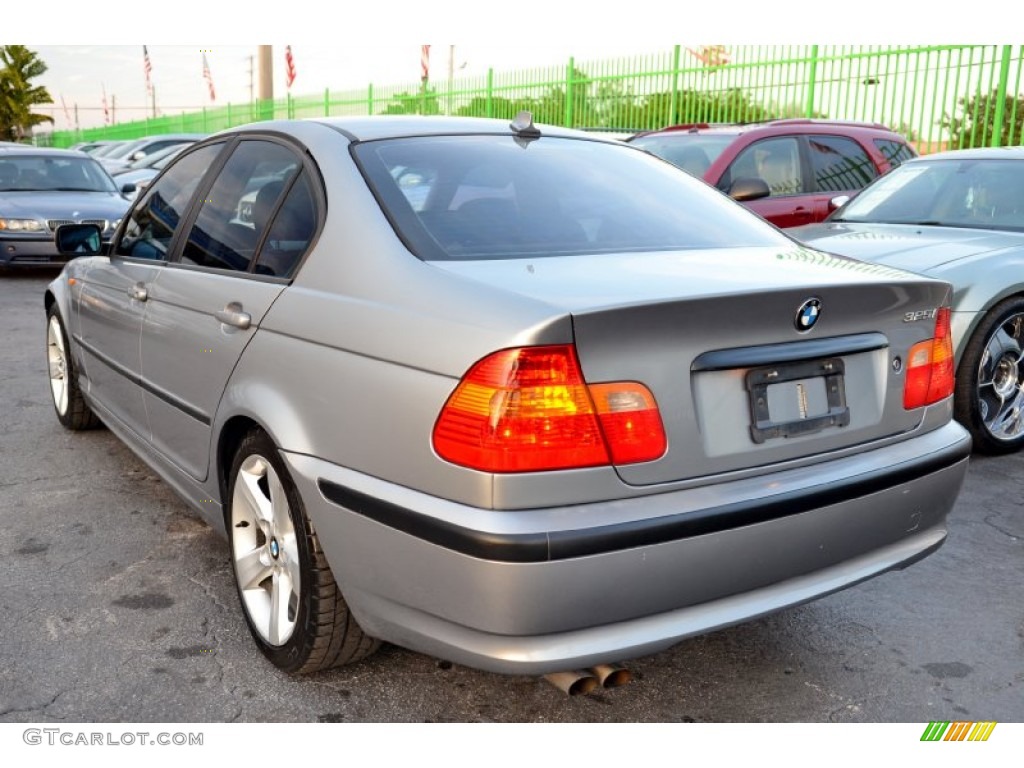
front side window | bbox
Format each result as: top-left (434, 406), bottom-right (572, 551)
top-left (354, 135), bottom-right (790, 262)
top-left (114, 143), bottom-right (224, 261)
top-left (723, 137), bottom-right (803, 197)
top-left (179, 140), bottom-right (301, 272)
top-left (808, 135), bottom-right (878, 193)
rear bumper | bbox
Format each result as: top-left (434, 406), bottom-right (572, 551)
top-left (285, 420), bottom-right (970, 674)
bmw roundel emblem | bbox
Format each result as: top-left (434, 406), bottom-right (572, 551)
top-left (795, 298), bottom-right (822, 332)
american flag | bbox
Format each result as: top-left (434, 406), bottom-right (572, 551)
top-left (285, 45), bottom-right (296, 89)
top-left (202, 53), bottom-right (216, 102)
top-left (420, 45), bottom-right (430, 83)
top-left (143, 46), bottom-right (153, 93)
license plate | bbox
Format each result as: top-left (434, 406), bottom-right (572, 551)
top-left (746, 357), bottom-right (850, 444)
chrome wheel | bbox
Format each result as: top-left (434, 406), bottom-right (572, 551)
top-left (231, 454), bottom-right (301, 646)
top-left (47, 315), bottom-right (69, 416)
top-left (977, 312), bottom-right (1024, 442)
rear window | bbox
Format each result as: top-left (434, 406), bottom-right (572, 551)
top-left (628, 134), bottom-right (736, 176)
top-left (353, 135), bottom-right (789, 261)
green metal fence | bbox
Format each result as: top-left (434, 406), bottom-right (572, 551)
top-left (48, 45), bottom-right (1024, 153)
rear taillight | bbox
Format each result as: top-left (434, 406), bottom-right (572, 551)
top-left (432, 345), bottom-right (666, 472)
top-left (903, 307), bottom-right (955, 409)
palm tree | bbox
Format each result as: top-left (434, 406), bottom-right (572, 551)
top-left (0, 45), bottom-right (53, 142)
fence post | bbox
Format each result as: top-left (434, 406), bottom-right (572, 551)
top-left (805, 45), bottom-right (819, 118)
top-left (325, 87), bottom-right (331, 117)
top-left (565, 57), bottom-right (575, 127)
top-left (486, 69), bottom-right (493, 118)
top-left (991, 45), bottom-right (1013, 147)
top-left (668, 45), bottom-right (681, 127)
top-left (367, 84), bottom-right (373, 116)
top-left (227, 103), bottom-right (232, 127)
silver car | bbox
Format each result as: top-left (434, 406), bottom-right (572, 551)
top-left (0, 146), bottom-right (129, 268)
top-left (44, 115), bottom-right (971, 677)
top-left (793, 147), bottom-right (1024, 454)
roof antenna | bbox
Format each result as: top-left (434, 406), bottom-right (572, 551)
top-left (510, 110), bottom-right (541, 140)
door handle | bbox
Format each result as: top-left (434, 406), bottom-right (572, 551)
top-left (214, 302), bottom-right (252, 330)
top-left (128, 282), bottom-right (148, 301)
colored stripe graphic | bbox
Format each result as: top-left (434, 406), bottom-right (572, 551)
top-left (921, 722), bottom-right (996, 741)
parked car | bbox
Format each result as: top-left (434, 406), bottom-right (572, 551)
top-left (68, 140), bottom-right (117, 155)
top-left (0, 146), bottom-right (130, 269)
top-left (112, 144), bottom-right (190, 200)
top-left (111, 142), bottom-right (189, 176)
top-left (627, 119), bottom-right (916, 227)
top-left (45, 115), bottom-right (969, 677)
top-left (98, 133), bottom-right (205, 173)
top-left (793, 146), bottom-right (1024, 454)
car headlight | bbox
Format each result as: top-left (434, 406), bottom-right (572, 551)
top-left (0, 218), bottom-right (45, 232)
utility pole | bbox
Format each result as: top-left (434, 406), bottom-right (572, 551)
top-left (111, 94), bottom-right (116, 125)
top-left (258, 45), bottom-right (273, 121)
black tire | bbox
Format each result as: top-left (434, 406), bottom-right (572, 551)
top-left (45, 303), bottom-right (101, 431)
top-left (954, 296), bottom-right (1024, 454)
top-left (226, 428), bottom-right (379, 673)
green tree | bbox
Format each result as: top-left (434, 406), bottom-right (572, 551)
top-left (942, 89), bottom-right (1024, 149)
top-left (0, 45), bottom-right (54, 141)
top-left (379, 87), bottom-right (440, 116)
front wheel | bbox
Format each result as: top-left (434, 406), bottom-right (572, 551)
top-left (46, 304), bottom-right (100, 430)
top-left (955, 297), bottom-right (1024, 454)
top-left (227, 429), bottom-right (379, 673)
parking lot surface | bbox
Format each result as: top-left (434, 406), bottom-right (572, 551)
top-left (1, 271), bottom-right (1021, 723)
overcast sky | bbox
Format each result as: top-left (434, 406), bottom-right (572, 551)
top-left (32, 44), bottom-right (661, 131)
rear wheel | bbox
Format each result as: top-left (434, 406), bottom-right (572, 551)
top-left (227, 428), bottom-right (379, 673)
top-left (46, 304), bottom-right (100, 430)
top-left (955, 297), bottom-right (1024, 454)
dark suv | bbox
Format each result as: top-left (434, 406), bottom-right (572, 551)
top-left (627, 119), bottom-right (916, 227)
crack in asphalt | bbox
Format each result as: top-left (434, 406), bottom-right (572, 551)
top-left (0, 690), bottom-right (63, 721)
top-left (983, 515), bottom-right (1022, 541)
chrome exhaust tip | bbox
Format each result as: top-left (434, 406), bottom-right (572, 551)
top-left (543, 670), bottom-right (600, 696)
top-left (590, 663), bottom-right (632, 688)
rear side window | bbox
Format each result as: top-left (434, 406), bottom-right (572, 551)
top-left (253, 171), bottom-right (317, 279)
top-left (179, 140), bottom-right (301, 272)
top-left (874, 138), bottom-right (916, 168)
top-left (354, 135), bottom-right (790, 262)
top-left (808, 135), bottom-right (878, 193)
top-left (115, 143), bottom-right (223, 261)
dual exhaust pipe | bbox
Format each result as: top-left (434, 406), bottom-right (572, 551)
top-left (543, 664), bottom-right (632, 696)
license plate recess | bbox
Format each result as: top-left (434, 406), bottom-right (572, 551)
top-left (746, 357), bottom-right (850, 444)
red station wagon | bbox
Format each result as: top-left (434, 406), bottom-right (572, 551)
top-left (627, 119), bottom-right (916, 227)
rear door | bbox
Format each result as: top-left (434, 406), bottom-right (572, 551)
top-left (138, 137), bottom-right (320, 481)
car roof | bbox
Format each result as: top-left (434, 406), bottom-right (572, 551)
top-left (0, 146), bottom-right (90, 158)
top-left (631, 118), bottom-right (901, 140)
top-left (903, 146), bottom-right (1024, 162)
top-left (214, 116), bottom-right (619, 144)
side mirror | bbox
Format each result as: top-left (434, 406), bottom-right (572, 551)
top-left (728, 177), bottom-right (771, 202)
top-left (121, 182), bottom-right (137, 196)
top-left (55, 223), bottom-right (103, 257)
top-left (829, 195), bottom-right (851, 211)
top-left (130, 150), bottom-right (146, 161)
